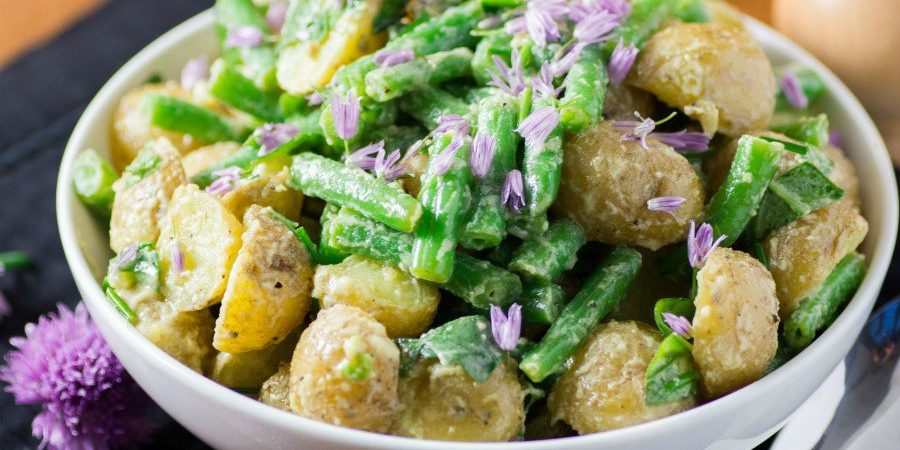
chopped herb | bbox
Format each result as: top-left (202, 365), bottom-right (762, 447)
top-left (102, 279), bottom-right (137, 324)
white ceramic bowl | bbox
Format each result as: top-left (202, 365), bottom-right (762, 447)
top-left (56, 9), bottom-right (898, 450)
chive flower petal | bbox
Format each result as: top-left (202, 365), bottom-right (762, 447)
top-left (647, 196), bottom-right (686, 216)
top-left (687, 221), bottom-right (727, 269)
top-left (348, 141), bottom-right (385, 170)
top-left (501, 169), bottom-right (526, 213)
top-left (205, 166), bottom-right (242, 196)
top-left (517, 105), bottom-right (560, 149)
top-left (306, 91), bottom-right (323, 106)
top-left (470, 130), bottom-right (497, 180)
top-left (170, 242), bottom-right (185, 275)
top-left (374, 48), bottom-right (415, 68)
top-left (180, 55), bottom-right (210, 90)
top-left (828, 130), bottom-right (843, 149)
top-left (490, 303), bottom-right (522, 351)
top-left (430, 137), bottom-right (464, 177)
top-left (225, 26), bottom-right (264, 48)
top-left (781, 70), bottom-right (809, 110)
top-left (433, 115), bottom-right (471, 137)
top-left (573, 9), bottom-right (620, 44)
top-left (488, 49), bottom-right (526, 96)
top-left (652, 130), bottom-right (710, 153)
top-left (331, 92), bottom-right (361, 141)
top-left (257, 123), bottom-right (299, 156)
top-left (662, 312), bottom-right (693, 339)
top-left (608, 39), bottom-right (638, 84)
top-left (266, 1), bottom-right (289, 33)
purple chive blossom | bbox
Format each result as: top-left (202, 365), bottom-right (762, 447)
top-left (687, 221), bottom-right (727, 269)
top-left (470, 130), bottom-right (497, 179)
top-left (781, 70), bottom-right (809, 110)
top-left (430, 137), bottom-right (465, 177)
top-left (306, 91), bottom-right (323, 106)
top-left (434, 115), bottom-right (471, 137)
top-left (550, 41), bottom-right (587, 77)
top-left (532, 62), bottom-right (563, 99)
top-left (608, 39), bottom-right (638, 84)
top-left (490, 303), bottom-right (523, 351)
top-left (180, 55), bottom-right (210, 90)
top-left (170, 242), bottom-right (185, 274)
top-left (569, 0), bottom-right (632, 23)
top-left (0, 303), bottom-right (154, 450)
top-left (348, 141), bottom-right (385, 170)
top-left (573, 9), bottom-right (620, 44)
top-left (374, 149), bottom-right (406, 181)
top-left (647, 196), bottom-right (686, 217)
top-left (501, 170), bottom-right (526, 213)
top-left (829, 130), bottom-right (843, 148)
top-left (226, 26), bottom-right (264, 48)
top-left (517, 105), bottom-right (560, 149)
top-left (205, 166), bottom-right (242, 196)
top-left (662, 312), bottom-right (693, 339)
top-left (615, 111), bottom-right (676, 150)
top-left (374, 48), bottom-right (415, 68)
top-left (266, 1), bottom-right (289, 33)
top-left (331, 92), bottom-right (361, 141)
top-left (112, 244), bottom-right (139, 271)
top-left (257, 123), bottom-right (299, 156)
top-left (653, 130), bottom-right (710, 152)
top-left (525, 8), bottom-right (560, 47)
top-left (488, 49), bottom-right (527, 96)
top-left (478, 16), bottom-right (501, 29)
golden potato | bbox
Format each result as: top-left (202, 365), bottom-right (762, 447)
top-left (554, 121), bottom-right (705, 250)
top-left (276, 0), bottom-right (385, 95)
top-left (692, 248), bottom-right (779, 399)
top-left (259, 363), bottom-right (292, 412)
top-left (630, 23), bottom-right (775, 137)
top-left (181, 142), bottom-right (241, 178)
top-left (209, 333), bottom-right (298, 389)
top-left (289, 305), bottom-right (400, 432)
top-left (313, 255), bottom-right (440, 338)
top-left (214, 205), bottom-right (314, 353)
top-left (158, 184), bottom-right (244, 311)
top-left (133, 299), bottom-right (215, 373)
top-left (218, 167), bottom-right (303, 222)
top-left (824, 144), bottom-right (861, 207)
top-left (603, 83), bottom-right (658, 121)
top-left (392, 360), bottom-right (525, 442)
top-left (764, 200), bottom-right (868, 319)
top-left (109, 138), bottom-right (187, 253)
top-left (549, 321), bottom-right (693, 434)
top-left (110, 82), bottom-right (204, 170)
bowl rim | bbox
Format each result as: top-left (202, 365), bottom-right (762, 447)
top-left (56, 9), bottom-right (899, 449)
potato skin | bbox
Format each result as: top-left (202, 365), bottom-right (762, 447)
top-left (313, 255), bottom-right (440, 338)
top-left (219, 166), bottom-right (304, 222)
top-left (259, 363), bottom-right (292, 412)
top-left (630, 23), bottom-right (775, 137)
top-left (158, 184), bottom-right (244, 311)
top-left (764, 200), bottom-right (868, 319)
top-left (133, 299), bottom-right (215, 373)
top-left (214, 205), bottom-right (314, 353)
top-left (109, 138), bottom-right (187, 253)
top-left (692, 248), bottom-right (779, 399)
top-left (289, 305), bottom-right (400, 432)
top-left (824, 144), bottom-right (860, 207)
top-left (554, 121), bottom-right (705, 250)
top-left (392, 360), bottom-right (525, 442)
top-left (602, 83), bottom-right (658, 121)
top-left (549, 321), bottom-right (693, 434)
top-left (110, 82), bottom-right (203, 170)
top-left (181, 142), bottom-right (241, 178)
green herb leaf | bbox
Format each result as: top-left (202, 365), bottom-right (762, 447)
top-left (102, 279), bottom-right (137, 323)
top-left (645, 334), bottom-right (698, 405)
top-left (397, 338), bottom-right (426, 377)
top-left (400, 316), bottom-right (504, 383)
top-left (653, 297), bottom-right (695, 337)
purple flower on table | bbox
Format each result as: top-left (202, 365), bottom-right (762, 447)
top-left (781, 70), bottom-right (809, 110)
top-left (0, 303), bottom-right (154, 450)
top-left (647, 196), bottom-right (686, 217)
top-left (374, 48), bottom-right (415, 68)
top-left (662, 312), bottom-right (693, 340)
top-left (170, 242), bottom-right (185, 274)
top-left (306, 91), bottom-right (323, 106)
top-left (501, 170), bottom-right (526, 213)
top-left (348, 141), bottom-right (385, 170)
top-left (687, 221), bottom-right (727, 269)
top-left (331, 91), bottom-right (361, 141)
top-left (225, 26), bottom-right (264, 48)
top-left (608, 39), bottom-right (638, 84)
top-left (517, 105), bottom-right (560, 149)
top-left (205, 166), bottom-right (243, 196)
top-left (433, 114), bottom-right (471, 137)
top-left (257, 123), bottom-right (299, 156)
top-left (573, 9), bottom-right (620, 44)
top-left (470, 130), bottom-right (497, 180)
top-left (429, 136), bottom-right (465, 177)
top-left (180, 55), bottom-right (210, 90)
top-left (488, 49), bottom-right (527, 96)
top-left (653, 130), bottom-right (710, 153)
top-left (266, 1), bottom-right (289, 33)
top-left (490, 303), bottom-right (522, 351)
top-left (532, 62), bottom-right (563, 99)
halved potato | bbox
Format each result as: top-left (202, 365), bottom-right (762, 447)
top-left (109, 137), bottom-right (187, 253)
top-left (214, 205), bottom-right (314, 353)
top-left (181, 141), bottom-right (241, 178)
top-left (209, 333), bottom-right (299, 389)
top-left (259, 363), bottom-right (292, 412)
top-left (133, 299), bottom-right (216, 373)
top-left (159, 184), bottom-right (244, 311)
top-left (219, 166), bottom-right (303, 222)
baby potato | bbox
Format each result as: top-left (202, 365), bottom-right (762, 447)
top-left (209, 333), bottom-right (298, 389)
top-left (692, 248), bottom-right (779, 399)
top-left (214, 205), bottom-right (314, 353)
top-left (554, 121), bottom-right (705, 250)
top-left (549, 321), bottom-right (693, 434)
top-left (630, 23), bottom-right (775, 137)
top-left (392, 360), bottom-right (525, 442)
top-left (313, 255), bottom-right (440, 338)
top-left (824, 144), bottom-right (861, 207)
top-left (259, 363), bottom-right (292, 412)
top-left (764, 200), bottom-right (868, 319)
top-left (109, 138), bottom-right (187, 253)
top-left (159, 184), bottom-right (244, 311)
top-left (603, 83), bottom-right (658, 121)
top-left (181, 142), bottom-right (241, 178)
top-left (289, 305), bottom-right (400, 432)
top-left (276, 0), bottom-right (386, 95)
top-left (133, 299), bottom-right (215, 373)
top-left (219, 167), bottom-right (304, 222)
top-left (110, 82), bottom-right (203, 170)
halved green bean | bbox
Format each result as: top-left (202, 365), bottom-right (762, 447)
top-left (461, 94), bottom-right (518, 250)
top-left (770, 113), bottom-right (830, 149)
top-left (143, 94), bottom-right (248, 144)
top-left (519, 247), bottom-right (642, 382)
top-left (520, 282), bottom-right (566, 325)
top-left (784, 253), bottom-right (866, 349)
top-left (290, 152), bottom-right (423, 233)
top-left (399, 86), bottom-right (471, 129)
top-left (208, 60), bottom-right (282, 122)
top-left (72, 149), bottom-right (117, 222)
top-left (365, 48), bottom-right (474, 102)
top-left (559, 46), bottom-right (608, 132)
top-left (508, 218), bottom-right (586, 283)
top-left (411, 132), bottom-right (472, 283)
top-left (522, 96), bottom-right (564, 215)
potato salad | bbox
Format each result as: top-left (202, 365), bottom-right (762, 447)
top-left (71, 0), bottom-right (869, 441)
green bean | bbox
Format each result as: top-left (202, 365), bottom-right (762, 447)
top-left (317, 204), bottom-right (350, 265)
top-left (460, 94), bottom-right (518, 250)
top-left (208, 61), bottom-right (282, 122)
top-left (784, 253), bottom-right (866, 350)
top-left (102, 279), bottom-right (137, 324)
top-left (290, 152), bottom-right (423, 233)
top-left (776, 66), bottom-right (827, 111)
top-left (72, 149), bottom-right (117, 222)
top-left (507, 212), bottom-right (549, 240)
top-left (770, 113), bottom-right (830, 149)
top-left (606, 0), bottom-right (676, 54)
top-left (522, 96), bottom-right (564, 215)
top-left (471, 34), bottom-right (513, 85)
top-left (520, 282), bottom-right (566, 326)
top-left (508, 218), bottom-right (586, 283)
top-left (399, 86), bottom-right (471, 129)
top-left (411, 132), bottom-right (472, 283)
top-left (480, 0), bottom-right (523, 8)
top-left (365, 48), bottom-right (474, 102)
top-left (519, 247), bottom-right (642, 382)
top-left (143, 94), bottom-right (248, 144)
top-left (559, 46), bottom-right (608, 132)
top-left (443, 252), bottom-right (522, 309)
